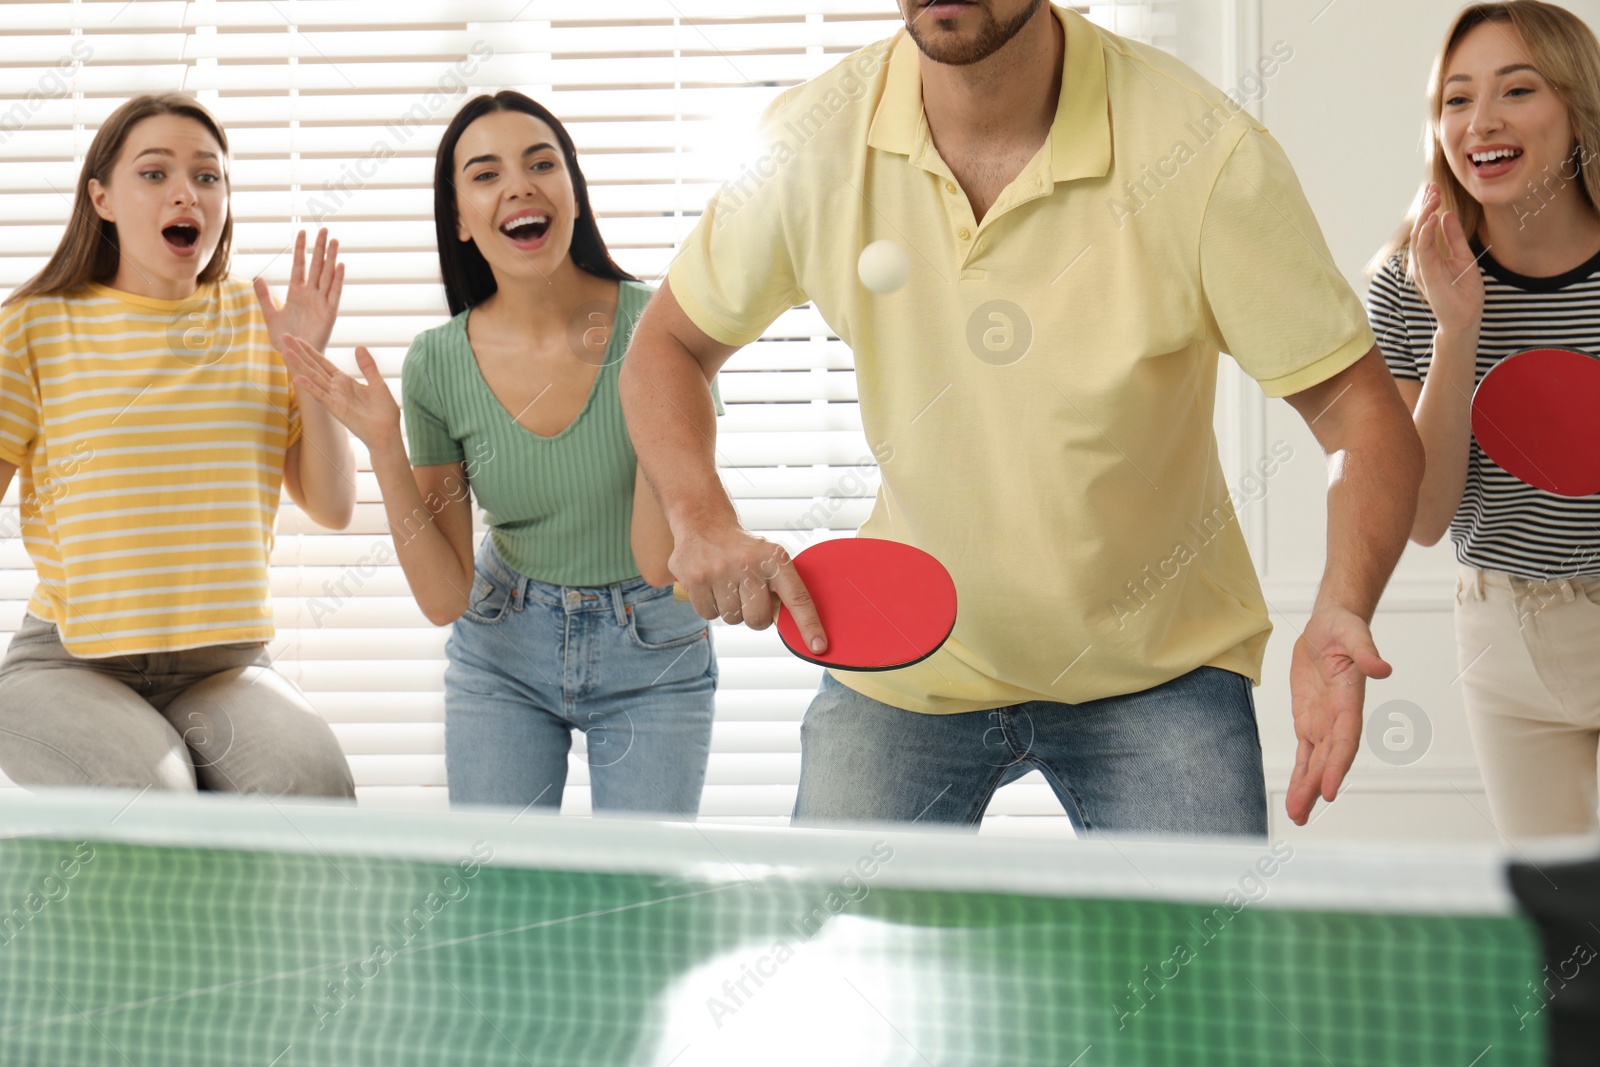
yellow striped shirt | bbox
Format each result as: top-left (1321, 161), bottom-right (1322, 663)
top-left (0, 278), bottom-right (300, 657)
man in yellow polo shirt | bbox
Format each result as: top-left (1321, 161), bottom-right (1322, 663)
top-left (620, 1), bottom-right (1423, 834)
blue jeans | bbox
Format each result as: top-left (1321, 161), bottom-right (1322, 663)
top-left (793, 666), bottom-right (1267, 837)
top-left (444, 537), bottom-right (717, 818)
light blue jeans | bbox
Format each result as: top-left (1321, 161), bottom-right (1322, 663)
top-left (443, 537), bottom-right (717, 818)
top-left (793, 666), bottom-right (1268, 837)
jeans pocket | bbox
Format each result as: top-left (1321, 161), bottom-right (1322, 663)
top-left (626, 591), bottom-right (709, 651)
top-left (1229, 668), bottom-right (1263, 752)
top-left (462, 570), bottom-right (513, 625)
top-left (7, 615), bottom-right (60, 648)
top-left (1577, 577), bottom-right (1600, 612)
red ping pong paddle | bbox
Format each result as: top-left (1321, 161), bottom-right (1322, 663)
top-left (1471, 347), bottom-right (1600, 498)
top-left (672, 537), bottom-right (957, 671)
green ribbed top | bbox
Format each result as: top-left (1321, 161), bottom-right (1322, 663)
top-left (401, 280), bottom-right (686, 586)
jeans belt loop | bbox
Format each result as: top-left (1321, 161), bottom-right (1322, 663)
top-left (612, 583), bottom-right (629, 626)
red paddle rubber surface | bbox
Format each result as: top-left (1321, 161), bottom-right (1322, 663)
top-left (775, 538), bottom-right (958, 672)
top-left (1471, 347), bottom-right (1600, 498)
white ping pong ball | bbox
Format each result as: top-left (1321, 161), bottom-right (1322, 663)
top-left (857, 240), bottom-right (910, 294)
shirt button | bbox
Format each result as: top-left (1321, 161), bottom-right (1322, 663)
top-left (944, 180), bottom-right (957, 194)
top-left (957, 227), bottom-right (971, 241)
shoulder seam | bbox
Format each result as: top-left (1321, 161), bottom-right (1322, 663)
top-left (1102, 32), bottom-right (1264, 146)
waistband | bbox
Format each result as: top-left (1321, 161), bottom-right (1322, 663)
top-left (475, 533), bottom-right (666, 623)
top-left (1457, 563), bottom-right (1600, 605)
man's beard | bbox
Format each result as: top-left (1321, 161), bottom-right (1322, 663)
top-left (905, 0), bottom-right (1046, 67)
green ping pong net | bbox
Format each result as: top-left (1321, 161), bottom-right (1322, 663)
top-left (0, 789), bottom-right (1544, 1066)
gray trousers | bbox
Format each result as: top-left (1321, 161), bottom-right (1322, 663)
top-left (0, 614), bottom-right (354, 798)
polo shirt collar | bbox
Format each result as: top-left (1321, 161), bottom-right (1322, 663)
top-left (866, 3), bottom-right (1111, 184)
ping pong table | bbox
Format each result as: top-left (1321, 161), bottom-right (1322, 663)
top-left (0, 790), bottom-right (1552, 1066)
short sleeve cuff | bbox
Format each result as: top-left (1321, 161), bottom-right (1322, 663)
top-left (1254, 327), bottom-right (1375, 399)
top-left (0, 442), bottom-right (27, 467)
top-left (285, 378), bottom-right (303, 447)
top-left (667, 259), bottom-right (768, 349)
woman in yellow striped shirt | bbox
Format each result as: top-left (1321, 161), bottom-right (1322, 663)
top-left (0, 93), bottom-right (357, 797)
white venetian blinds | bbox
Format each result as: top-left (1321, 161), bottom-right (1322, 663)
top-left (0, 1), bottom-right (1176, 821)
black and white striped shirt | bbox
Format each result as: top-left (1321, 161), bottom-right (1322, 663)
top-left (1366, 244), bottom-right (1600, 580)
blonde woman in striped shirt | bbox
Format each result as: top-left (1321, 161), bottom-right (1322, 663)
top-left (0, 93), bottom-right (357, 797)
top-left (1368, 2), bottom-right (1600, 837)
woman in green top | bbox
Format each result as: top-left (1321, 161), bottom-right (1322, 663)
top-left (281, 91), bottom-right (718, 817)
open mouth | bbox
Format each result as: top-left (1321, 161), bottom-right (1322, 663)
top-left (162, 223), bottom-right (199, 249)
top-left (499, 214), bottom-right (551, 245)
top-left (1470, 148), bottom-right (1523, 171)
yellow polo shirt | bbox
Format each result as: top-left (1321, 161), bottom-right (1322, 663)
top-left (669, 4), bottom-right (1374, 714)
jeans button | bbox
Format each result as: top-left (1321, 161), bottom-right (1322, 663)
top-left (565, 590), bottom-right (581, 607)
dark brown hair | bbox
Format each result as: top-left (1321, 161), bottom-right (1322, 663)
top-left (433, 91), bottom-right (635, 317)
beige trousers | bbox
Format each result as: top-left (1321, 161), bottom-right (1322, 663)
top-left (0, 613), bottom-right (354, 798)
top-left (1455, 564), bottom-right (1600, 838)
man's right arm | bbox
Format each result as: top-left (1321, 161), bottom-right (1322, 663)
top-left (620, 277), bottom-right (741, 540)
top-left (619, 279), bottom-right (826, 649)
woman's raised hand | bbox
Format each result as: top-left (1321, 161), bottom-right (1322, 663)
top-left (254, 228), bottom-right (344, 354)
top-left (1409, 183), bottom-right (1485, 335)
top-left (281, 335), bottom-right (402, 453)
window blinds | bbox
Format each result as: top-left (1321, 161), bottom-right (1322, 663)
top-left (0, 1), bottom-right (1177, 823)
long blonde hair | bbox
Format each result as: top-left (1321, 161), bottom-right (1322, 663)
top-left (1369, 1), bottom-right (1600, 281)
top-left (4, 93), bottom-right (233, 306)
